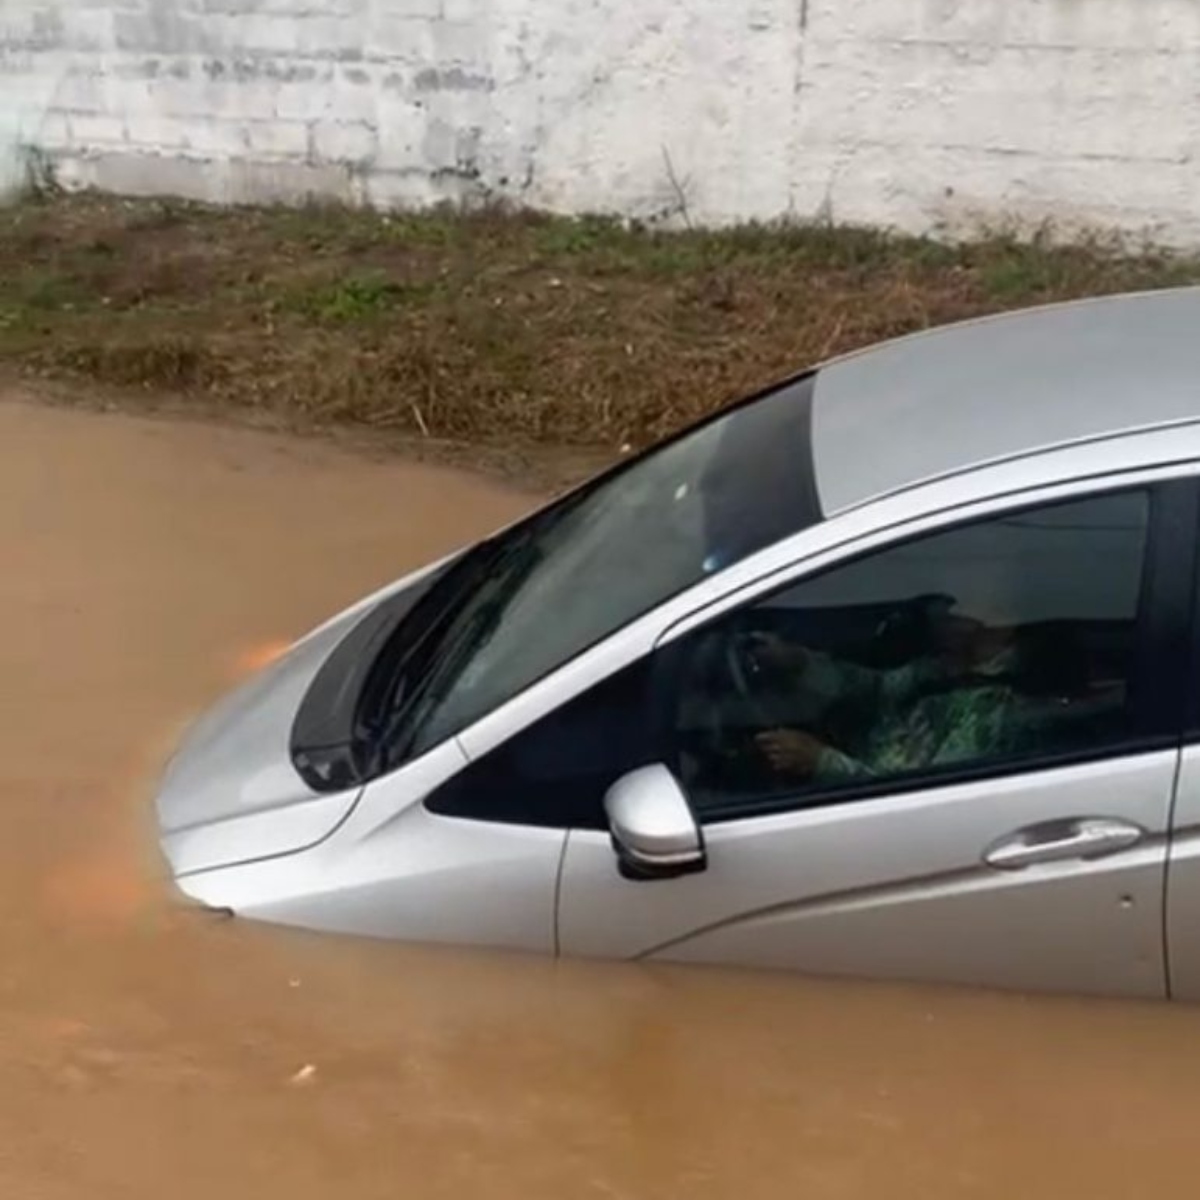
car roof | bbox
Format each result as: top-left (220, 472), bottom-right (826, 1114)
top-left (810, 286), bottom-right (1200, 516)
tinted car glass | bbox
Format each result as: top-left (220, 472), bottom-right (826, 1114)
top-left (668, 490), bottom-right (1153, 820)
top-left (425, 659), bottom-right (654, 829)
top-left (368, 375), bottom-right (818, 772)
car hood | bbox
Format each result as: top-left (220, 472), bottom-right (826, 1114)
top-left (156, 553), bottom-right (460, 876)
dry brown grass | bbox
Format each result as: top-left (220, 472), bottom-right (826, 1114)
top-left (2, 193), bottom-right (1198, 452)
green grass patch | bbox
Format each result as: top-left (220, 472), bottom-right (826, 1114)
top-left (1, 193), bottom-right (1198, 448)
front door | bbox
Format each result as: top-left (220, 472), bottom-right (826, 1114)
top-left (559, 484), bottom-right (1194, 997)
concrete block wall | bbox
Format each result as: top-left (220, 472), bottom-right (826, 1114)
top-left (3, 0), bottom-right (1200, 243)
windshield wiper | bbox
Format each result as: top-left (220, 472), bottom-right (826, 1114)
top-left (358, 532), bottom-right (544, 773)
top-left (372, 597), bottom-right (508, 771)
top-left (356, 538), bottom-right (508, 716)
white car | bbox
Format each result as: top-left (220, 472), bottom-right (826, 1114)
top-left (157, 287), bottom-right (1200, 999)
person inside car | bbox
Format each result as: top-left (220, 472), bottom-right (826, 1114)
top-left (747, 602), bottom-right (1049, 784)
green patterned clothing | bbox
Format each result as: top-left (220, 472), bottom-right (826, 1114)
top-left (800, 647), bottom-right (1033, 783)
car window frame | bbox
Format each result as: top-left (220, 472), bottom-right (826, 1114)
top-left (1179, 477), bottom-right (1200, 744)
top-left (653, 475), bottom-right (1200, 827)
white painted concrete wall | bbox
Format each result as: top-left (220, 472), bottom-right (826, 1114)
top-left (3, 0), bottom-right (1200, 243)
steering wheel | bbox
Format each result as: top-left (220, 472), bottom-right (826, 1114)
top-left (724, 628), bottom-right (758, 696)
top-left (721, 618), bottom-right (778, 729)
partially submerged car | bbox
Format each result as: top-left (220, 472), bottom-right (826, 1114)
top-left (157, 286), bottom-right (1200, 999)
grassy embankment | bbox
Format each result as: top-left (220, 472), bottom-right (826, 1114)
top-left (2, 193), bottom-right (1196, 462)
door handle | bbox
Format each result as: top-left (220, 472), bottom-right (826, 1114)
top-left (983, 817), bottom-right (1145, 871)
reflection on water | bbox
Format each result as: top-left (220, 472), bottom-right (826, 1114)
top-left (233, 639), bottom-right (295, 677)
top-left (1, 396), bottom-right (1197, 1200)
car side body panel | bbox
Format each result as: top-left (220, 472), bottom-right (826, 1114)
top-left (175, 738), bottom-right (565, 954)
top-left (558, 753), bottom-right (1175, 997)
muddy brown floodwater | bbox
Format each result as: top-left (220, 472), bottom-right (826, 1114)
top-left (3, 392), bottom-right (1200, 1200)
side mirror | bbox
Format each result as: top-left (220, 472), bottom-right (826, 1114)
top-left (603, 765), bottom-right (707, 882)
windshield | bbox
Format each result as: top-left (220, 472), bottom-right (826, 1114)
top-left (370, 373), bottom-right (819, 767)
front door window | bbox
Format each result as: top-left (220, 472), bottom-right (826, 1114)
top-left (669, 490), bottom-right (1154, 820)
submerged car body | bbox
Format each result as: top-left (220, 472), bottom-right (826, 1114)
top-left (158, 287), bottom-right (1200, 1000)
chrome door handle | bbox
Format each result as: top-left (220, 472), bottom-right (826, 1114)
top-left (983, 818), bottom-right (1145, 871)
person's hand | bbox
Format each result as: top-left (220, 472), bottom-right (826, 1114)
top-left (755, 729), bottom-right (827, 777)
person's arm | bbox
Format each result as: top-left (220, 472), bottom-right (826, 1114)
top-left (792, 646), bottom-right (945, 709)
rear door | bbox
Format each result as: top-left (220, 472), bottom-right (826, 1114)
top-left (559, 481), bottom-right (1197, 997)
